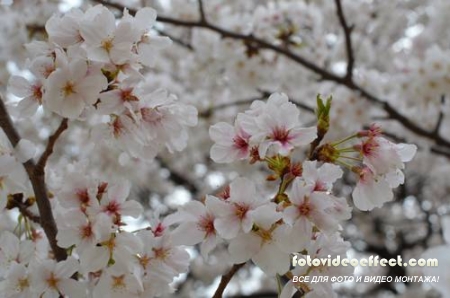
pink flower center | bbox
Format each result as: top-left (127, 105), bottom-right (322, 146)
top-left (153, 223), bottom-right (165, 237)
top-left (361, 139), bottom-right (379, 156)
top-left (198, 214), bottom-right (215, 236)
top-left (298, 201), bottom-right (312, 216)
top-left (32, 85), bottom-right (43, 104)
top-left (141, 107), bottom-right (163, 124)
top-left (80, 224), bottom-right (93, 239)
top-left (104, 201), bottom-right (120, 215)
top-left (313, 181), bottom-right (327, 191)
top-left (233, 135), bottom-right (249, 151)
top-left (271, 126), bottom-right (290, 143)
top-left (120, 88), bottom-right (139, 102)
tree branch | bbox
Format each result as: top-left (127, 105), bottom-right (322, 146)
top-left (433, 95), bottom-right (445, 137)
top-left (334, 0), bottom-right (355, 82)
top-left (35, 118), bottom-right (68, 176)
top-left (213, 263), bottom-right (246, 298)
top-left (7, 193), bottom-right (41, 224)
top-left (93, 0), bottom-right (450, 152)
top-left (0, 97), bottom-right (67, 261)
top-left (198, 0), bottom-right (207, 23)
top-left (156, 157), bottom-right (199, 195)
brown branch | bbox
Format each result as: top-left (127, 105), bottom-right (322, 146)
top-left (334, 0), bottom-right (355, 81)
top-left (156, 157), bottom-right (199, 195)
top-left (198, 0), bottom-right (207, 23)
top-left (93, 0), bottom-right (450, 152)
top-left (35, 118), bottom-right (68, 176)
top-left (0, 97), bottom-right (67, 261)
top-left (157, 29), bottom-right (193, 51)
top-left (433, 95), bottom-right (445, 137)
top-left (213, 263), bottom-right (246, 298)
top-left (7, 193), bottom-right (41, 224)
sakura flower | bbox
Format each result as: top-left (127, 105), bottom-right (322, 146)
top-left (56, 211), bottom-right (112, 253)
top-left (242, 93), bottom-right (317, 157)
top-left (0, 231), bottom-right (34, 277)
top-left (301, 161), bottom-right (343, 192)
top-left (7, 75), bottom-right (43, 118)
top-left (136, 88), bottom-right (198, 153)
top-left (94, 180), bottom-right (143, 225)
top-left (45, 8), bottom-right (84, 48)
top-left (79, 231), bottom-right (142, 274)
top-left (207, 177), bottom-right (269, 239)
top-left (44, 56), bottom-right (107, 119)
top-left (57, 175), bottom-right (100, 212)
top-left (92, 264), bottom-right (143, 298)
top-left (123, 7), bottom-right (172, 67)
top-left (30, 257), bottom-right (85, 298)
top-left (0, 134), bottom-right (31, 192)
top-left (135, 231), bottom-right (189, 281)
top-left (209, 118), bottom-right (251, 163)
top-left (228, 204), bottom-right (296, 275)
top-left (356, 136), bottom-right (417, 176)
top-left (352, 166), bottom-right (393, 211)
top-left (170, 198), bottom-right (222, 258)
top-left (79, 5), bottom-right (137, 64)
top-left (96, 79), bottom-right (140, 115)
top-left (0, 262), bottom-right (35, 298)
top-left (283, 178), bottom-right (341, 234)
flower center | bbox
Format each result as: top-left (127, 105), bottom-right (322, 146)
top-left (198, 214), bottom-right (215, 236)
top-left (271, 126), bottom-right (290, 143)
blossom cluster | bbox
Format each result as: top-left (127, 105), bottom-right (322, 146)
top-left (7, 4), bottom-right (197, 163)
top-left (202, 93), bottom-right (417, 297)
top-left (0, 170), bottom-right (191, 297)
top-left (0, 1), bottom-right (430, 297)
top-left (0, 4), bottom-right (199, 298)
top-left (209, 93), bottom-right (316, 163)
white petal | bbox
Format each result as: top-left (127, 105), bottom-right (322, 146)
top-left (214, 217), bottom-right (240, 239)
top-left (8, 76), bottom-right (32, 98)
top-left (252, 243), bottom-right (290, 275)
top-left (14, 139), bottom-right (36, 163)
top-left (228, 233), bottom-right (261, 264)
top-left (171, 222), bottom-right (205, 245)
top-left (396, 143), bottom-right (417, 162)
top-left (55, 257), bottom-right (79, 279)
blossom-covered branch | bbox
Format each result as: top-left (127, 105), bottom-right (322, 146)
top-left (0, 96), bottom-right (68, 261)
top-left (95, 0), bottom-right (450, 156)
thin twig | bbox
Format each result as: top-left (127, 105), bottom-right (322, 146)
top-left (334, 0), bottom-right (355, 82)
top-left (157, 29), bottom-right (193, 50)
top-left (213, 263), bottom-right (246, 298)
top-left (198, 0), bottom-right (207, 23)
top-left (35, 118), bottom-right (68, 176)
top-left (156, 157), bottom-right (199, 195)
top-left (433, 95), bottom-right (445, 137)
top-left (93, 0), bottom-right (450, 152)
top-left (7, 193), bottom-right (41, 224)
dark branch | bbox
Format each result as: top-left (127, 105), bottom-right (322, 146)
top-left (95, 0), bottom-right (450, 152)
top-left (0, 97), bottom-right (67, 261)
top-left (213, 263), bottom-right (246, 298)
top-left (7, 193), bottom-right (41, 224)
top-left (156, 157), bottom-right (199, 195)
top-left (334, 0), bottom-right (355, 81)
top-left (433, 95), bottom-right (445, 137)
top-left (198, 0), bottom-right (207, 23)
top-left (35, 118), bottom-right (68, 176)
top-left (157, 29), bottom-right (193, 51)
